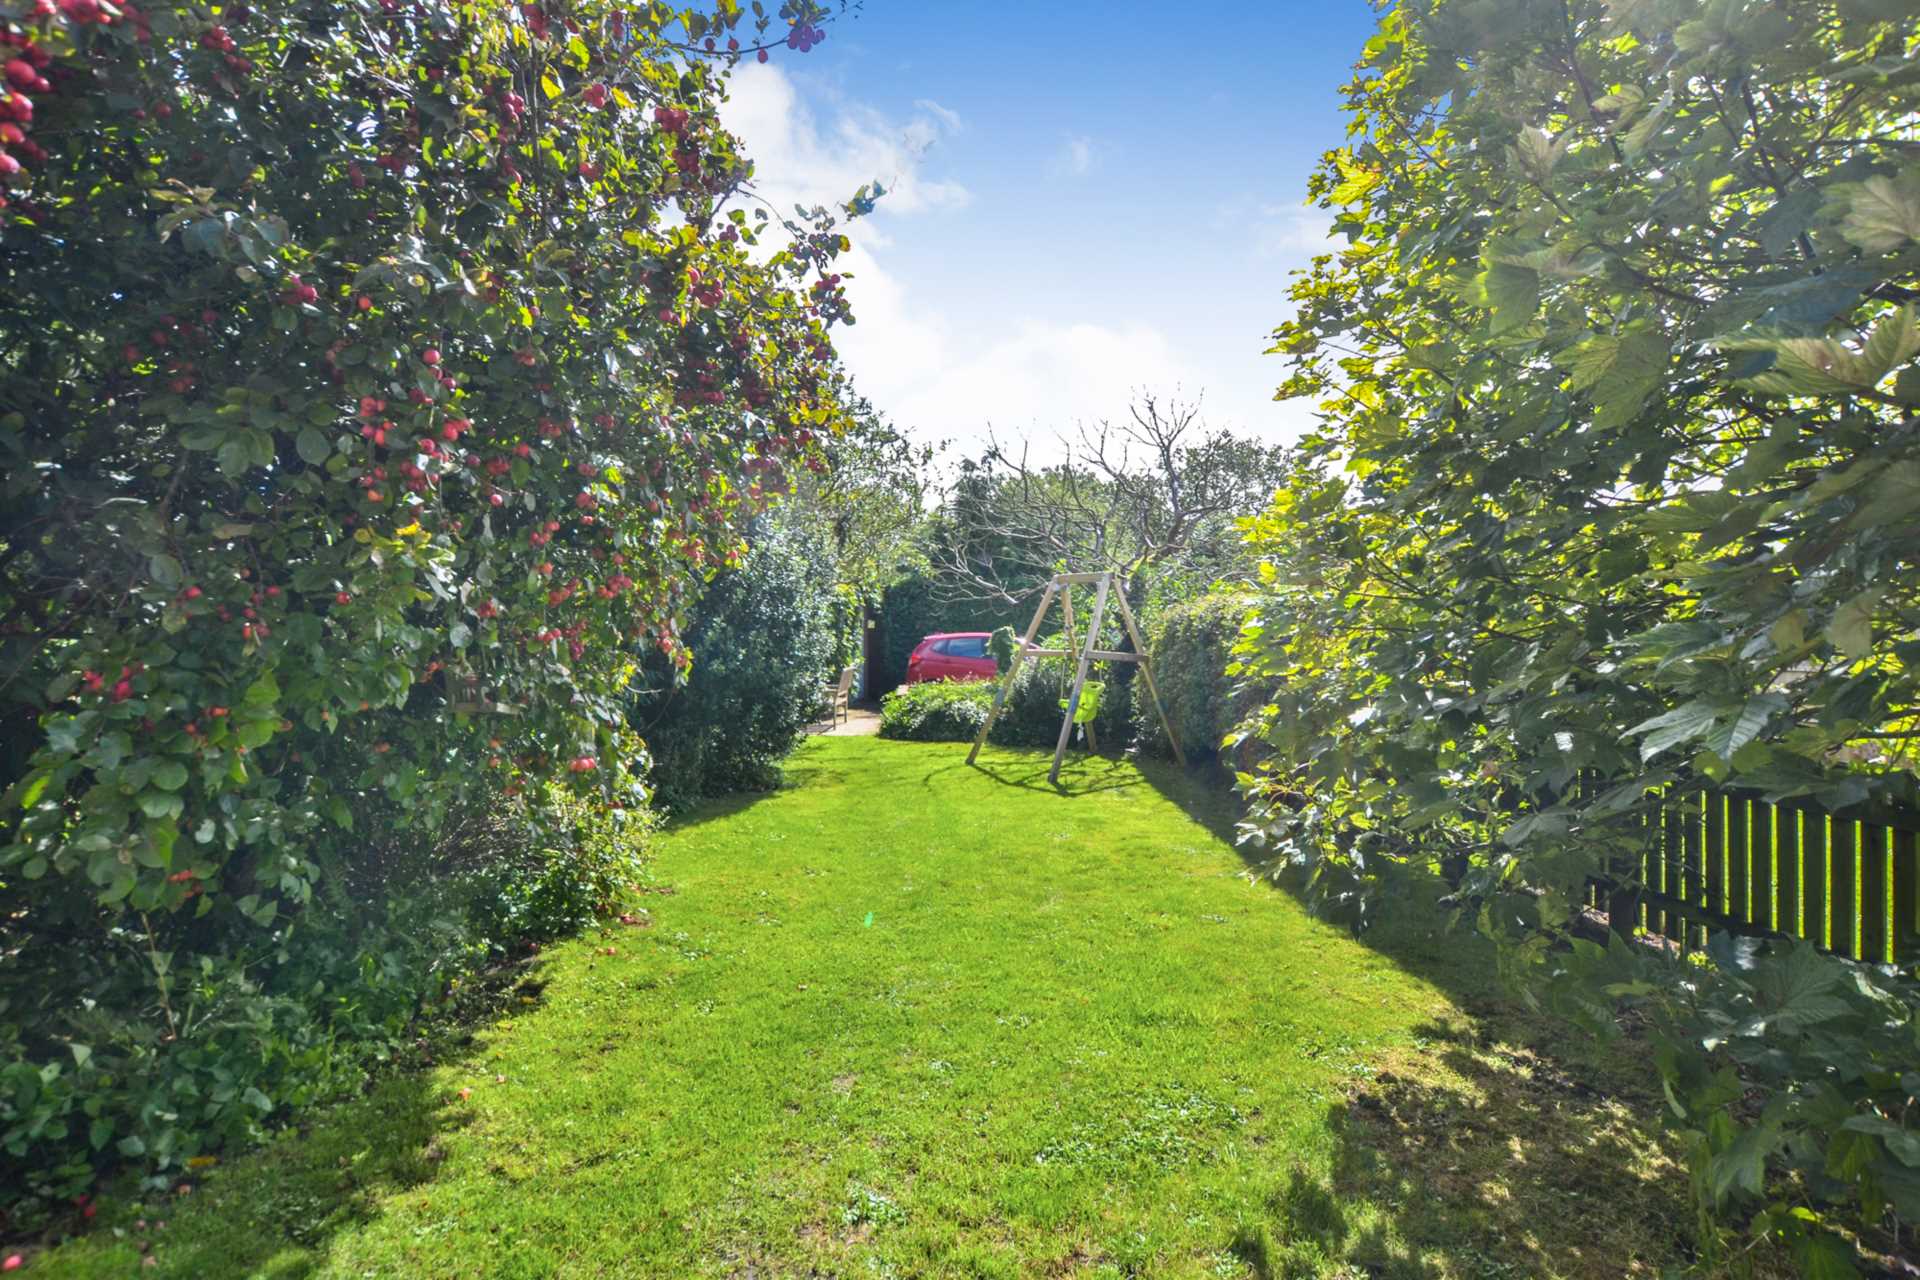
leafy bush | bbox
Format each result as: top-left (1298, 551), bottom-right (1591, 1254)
top-left (631, 520), bottom-right (836, 810)
top-left (0, 786), bottom-right (652, 1223)
top-left (878, 663), bottom-right (1133, 749)
top-left (0, 0), bottom-right (851, 1220)
top-left (878, 679), bottom-right (991, 742)
top-left (1241, 0), bottom-right (1920, 1268)
top-left (1131, 594), bottom-right (1265, 763)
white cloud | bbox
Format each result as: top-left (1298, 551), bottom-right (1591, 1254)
top-left (846, 317), bottom-right (1192, 451)
top-left (913, 98), bottom-right (963, 134)
top-left (1214, 198), bottom-right (1341, 261)
top-left (723, 65), bottom-right (969, 216)
top-left (1059, 135), bottom-right (1095, 177)
top-left (1254, 204), bottom-right (1339, 259)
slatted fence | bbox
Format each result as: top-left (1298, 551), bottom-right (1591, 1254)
top-left (1583, 789), bottom-right (1920, 964)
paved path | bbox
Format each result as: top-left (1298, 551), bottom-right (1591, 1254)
top-left (809, 704), bottom-right (880, 736)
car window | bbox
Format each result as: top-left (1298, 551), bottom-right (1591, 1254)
top-left (946, 637), bottom-right (988, 659)
top-left (927, 639), bottom-right (951, 655)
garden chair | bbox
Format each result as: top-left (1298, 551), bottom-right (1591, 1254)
top-left (823, 668), bottom-right (854, 725)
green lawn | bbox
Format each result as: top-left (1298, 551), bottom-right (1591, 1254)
top-left (30, 738), bottom-right (1686, 1279)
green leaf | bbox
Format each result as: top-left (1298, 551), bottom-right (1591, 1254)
top-left (1627, 700), bottom-right (1726, 761)
top-left (1791, 1226), bottom-right (1862, 1280)
top-left (139, 791), bottom-right (183, 820)
top-left (1840, 1114), bottom-right (1920, 1167)
top-left (1564, 335), bottom-right (1619, 391)
top-left (151, 760), bottom-right (189, 792)
top-left (1480, 263), bottom-right (1539, 334)
top-left (1706, 695), bottom-right (1785, 761)
top-left (1826, 589), bottom-right (1880, 661)
top-left (1754, 944), bottom-right (1851, 1032)
top-left (235, 719), bottom-right (277, 749)
top-left (1838, 166), bottom-right (1920, 253)
top-left (1708, 1116), bottom-right (1781, 1205)
top-left (148, 553), bottom-right (182, 588)
top-left (216, 438), bottom-right (251, 477)
top-left (295, 427), bottom-right (331, 466)
top-left (1590, 330), bottom-right (1667, 428)
top-left (1860, 305), bottom-right (1920, 381)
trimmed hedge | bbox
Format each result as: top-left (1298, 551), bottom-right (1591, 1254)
top-left (877, 679), bottom-right (992, 741)
top-left (1132, 594), bottom-right (1268, 763)
top-left (880, 664), bottom-right (1133, 749)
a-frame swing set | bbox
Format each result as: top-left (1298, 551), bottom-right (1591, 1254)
top-left (965, 570), bottom-right (1186, 785)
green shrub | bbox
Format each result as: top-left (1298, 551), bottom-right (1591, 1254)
top-left (1131, 594), bottom-right (1267, 763)
top-left (0, 786), bottom-right (652, 1223)
top-left (630, 521), bottom-right (836, 811)
top-left (878, 680), bottom-right (992, 742)
top-left (878, 663), bottom-right (1134, 750)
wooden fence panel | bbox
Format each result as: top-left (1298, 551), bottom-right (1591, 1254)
top-left (1801, 809), bottom-right (1829, 953)
top-left (1750, 797), bottom-right (1775, 934)
top-left (1776, 802), bottom-right (1802, 940)
top-left (1896, 827), bottom-right (1918, 964)
top-left (1831, 817), bottom-right (1859, 959)
top-left (1863, 822), bottom-right (1891, 965)
top-left (1582, 788), bottom-right (1920, 965)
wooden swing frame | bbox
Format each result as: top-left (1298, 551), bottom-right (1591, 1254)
top-left (966, 570), bottom-right (1186, 785)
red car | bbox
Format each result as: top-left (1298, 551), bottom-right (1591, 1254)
top-left (904, 632), bottom-right (997, 684)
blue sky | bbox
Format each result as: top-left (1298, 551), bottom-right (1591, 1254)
top-left (719, 1), bottom-right (1382, 460)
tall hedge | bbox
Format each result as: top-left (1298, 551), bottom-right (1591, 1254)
top-left (1131, 593), bottom-right (1266, 764)
top-left (0, 0), bottom-right (850, 1214)
top-left (631, 520), bottom-right (835, 811)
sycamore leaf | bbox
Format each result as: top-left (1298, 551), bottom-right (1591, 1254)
top-left (1623, 102), bottom-right (1667, 158)
top-left (1511, 126), bottom-right (1570, 182)
top-left (1480, 263), bottom-right (1539, 334)
top-left (1591, 330), bottom-right (1668, 428)
top-left (1329, 155), bottom-right (1380, 205)
top-left (1753, 944), bottom-right (1852, 1032)
top-left (1838, 166), bottom-right (1920, 253)
top-left (1709, 1115), bottom-right (1783, 1205)
top-left (1590, 84), bottom-right (1645, 116)
top-left (1860, 304), bottom-right (1920, 378)
top-left (1840, 1115), bottom-right (1920, 1168)
top-left (1565, 335), bottom-right (1619, 391)
top-left (1826, 588), bottom-right (1881, 660)
top-left (1720, 312), bottom-right (1919, 397)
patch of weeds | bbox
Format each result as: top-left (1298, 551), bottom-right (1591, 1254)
top-left (840, 1182), bottom-right (905, 1231)
top-left (1033, 1085), bottom-right (1244, 1172)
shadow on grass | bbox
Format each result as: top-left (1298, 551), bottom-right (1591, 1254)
top-left (1228, 1029), bottom-right (1694, 1279)
top-left (1126, 754), bottom-right (1696, 1279)
top-left (43, 960), bottom-right (554, 1280)
top-left (960, 747), bottom-right (1148, 797)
